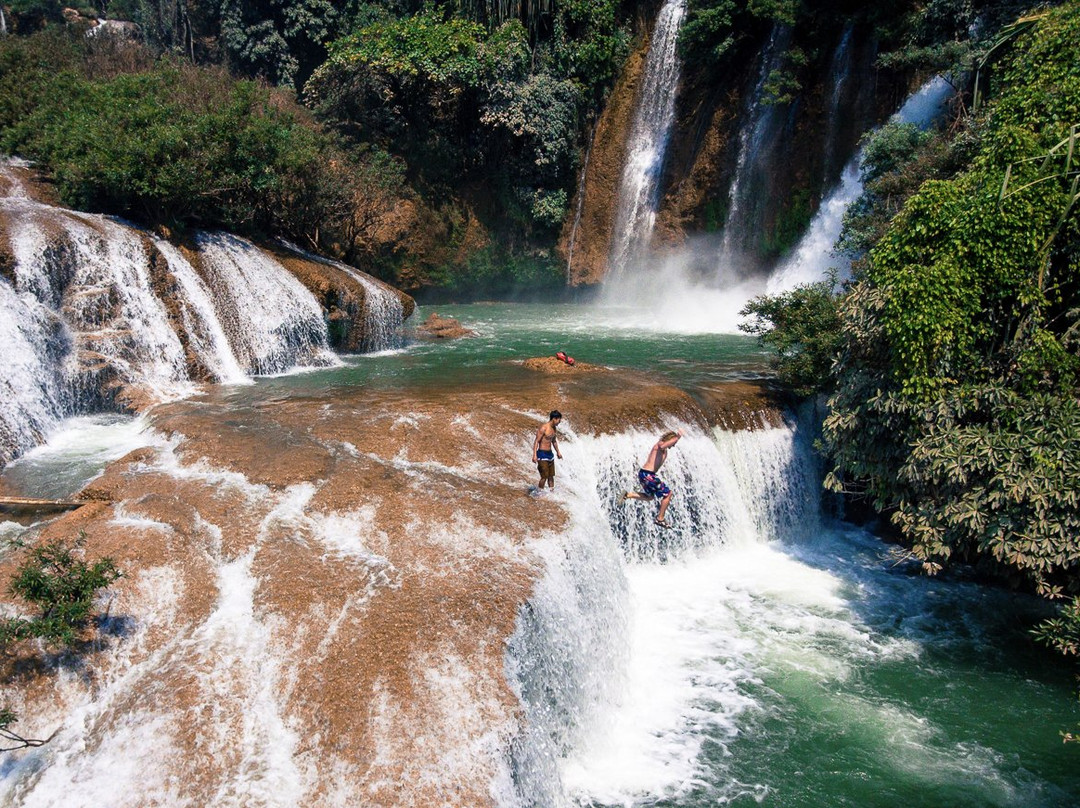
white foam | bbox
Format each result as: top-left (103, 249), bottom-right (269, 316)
top-left (1, 414), bottom-right (163, 498)
top-left (195, 551), bottom-right (306, 806)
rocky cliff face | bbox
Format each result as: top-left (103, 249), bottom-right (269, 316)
top-left (558, 42), bottom-right (649, 287)
top-left (562, 13), bottom-right (907, 285)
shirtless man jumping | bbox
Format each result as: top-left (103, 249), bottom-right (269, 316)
top-left (532, 410), bottom-right (564, 491)
top-left (624, 428), bottom-right (684, 527)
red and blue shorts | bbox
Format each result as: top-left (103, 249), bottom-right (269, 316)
top-left (638, 469), bottom-right (670, 498)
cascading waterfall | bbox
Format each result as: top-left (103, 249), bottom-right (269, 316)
top-left (0, 279), bottom-right (68, 466)
top-left (193, 231), bottom-right (337, 375)
top-left (0, 163), bottom-right (408, 464)
top-left (0, 196), bottom-right (196, 464)
top-left (505, 416), bottom-right (823, 805)
top-left (606, 0), bottom-right (687, 276)
top-left (277, 242), bottom-right (407, 353)
top-left (565, 132), bottom-right (594, 284)
top-left (765, 74), bottom-right (956, 294)
top-left (717, 25), bottom-right (792, 273)
top-left (333, 265), bottom-right (406, 353)
top-left (152, 239), bottom-right (249, 385)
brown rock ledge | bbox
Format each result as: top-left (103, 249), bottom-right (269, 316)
top-left (0, 372), bottom-right (791, 805)
top-left (416, 313), bottom-right (477, 339)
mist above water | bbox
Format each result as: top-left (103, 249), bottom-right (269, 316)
top-left (597, 247), bottom-right (767, 334)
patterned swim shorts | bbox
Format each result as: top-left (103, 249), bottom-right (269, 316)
top-left (638, 469), bottom-right (670, 498)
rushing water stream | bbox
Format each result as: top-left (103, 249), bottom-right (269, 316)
top-left (1, 303), bottom-right (1076, 807)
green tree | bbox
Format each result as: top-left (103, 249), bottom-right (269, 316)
top-left (0, 536), bottom-right (121, 648)
top-left (739, 279), bottom-right (843, 397)
top-left (219, 0), bottom-right (346, 88)
top-left (819, 2), bottom-right (1080, 662)
top-left (0, 535), bottom-right (121, 751)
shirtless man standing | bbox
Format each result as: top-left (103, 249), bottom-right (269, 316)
top-left (624, 428), bottom-right (684, 527)
top-left (532, 410), bottom-right (564, 491)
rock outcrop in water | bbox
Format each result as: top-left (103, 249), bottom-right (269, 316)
top-left (415, 313), bottom-right (477, 339)
top-left (0, 160), bottom-right (414, 466)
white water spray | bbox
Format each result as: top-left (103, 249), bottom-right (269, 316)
top-left (505, 417), bottom-right (823, 803)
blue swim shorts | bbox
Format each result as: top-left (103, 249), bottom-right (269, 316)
top-left (638, 469), bottom-right (670, 499)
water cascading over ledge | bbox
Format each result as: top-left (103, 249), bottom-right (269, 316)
top-left (0, 159), bottom-right (414, 466)
top-left (559, 0), bottom-right (684, 287)
top-left (606, 0), bottom-right (687, 276)
top-left (504, 412), bottom-right (824, 805)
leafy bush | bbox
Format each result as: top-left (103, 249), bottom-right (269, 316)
top-left (859, 122), bottom-right (935, 184)
top-left (0, 36), bottom-right (398, 255)
top-left (0, 534), bottom-right (120, 751)
top-left (308, 9), bottom-right (590, 231)
top-left (0, 535), bottom-right (121, 649)
top-left (739, 279), bottom-right (843, 397)
top-left (818, 2), bottom-right (1080, 660)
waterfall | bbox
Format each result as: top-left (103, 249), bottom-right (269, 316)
top-left (505, 417), bottom-right (822, 804)
top-left (192, 232), bottom-right (336, 375)
top-left (276, 243), bottom-right (408, 353)
top-left (607, 0), bottom-right (687, 276)
top-left (765, 75), bottom-right (956, 294)
top-left (0, 164), bottom-right (411, 465)
top-left (718, 25), bottom-right (792, 273)
top-left (152, 239), bottom-right (249, 385)
top-left (0, 279), bottom-right (68, 466)
top-left (2, 198), bottom-right (196, 419)
top-left (565, 130), bottom-right (594, 284)
top-left (821, 25), bottom-right (855, 184)
top-left (344, 267), bottom-right (406, 353)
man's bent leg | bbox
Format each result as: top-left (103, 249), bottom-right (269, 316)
top-left (657, 491), bottom-right (673, 522)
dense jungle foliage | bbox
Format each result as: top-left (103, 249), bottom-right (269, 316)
top-left (743, 1), bottom-right (1080, 664)
top-left (0, 0), bottom-right (948, 295)
top-left (0, 0), bottom-right (640, 296)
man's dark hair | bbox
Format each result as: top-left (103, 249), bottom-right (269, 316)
top-left (550, 410), bottom-right (562, 420)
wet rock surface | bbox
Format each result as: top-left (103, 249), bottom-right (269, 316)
top-left (0, 356), bottom-right (786, 804)
top-left (415, 312), bottom-right (477, 339)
